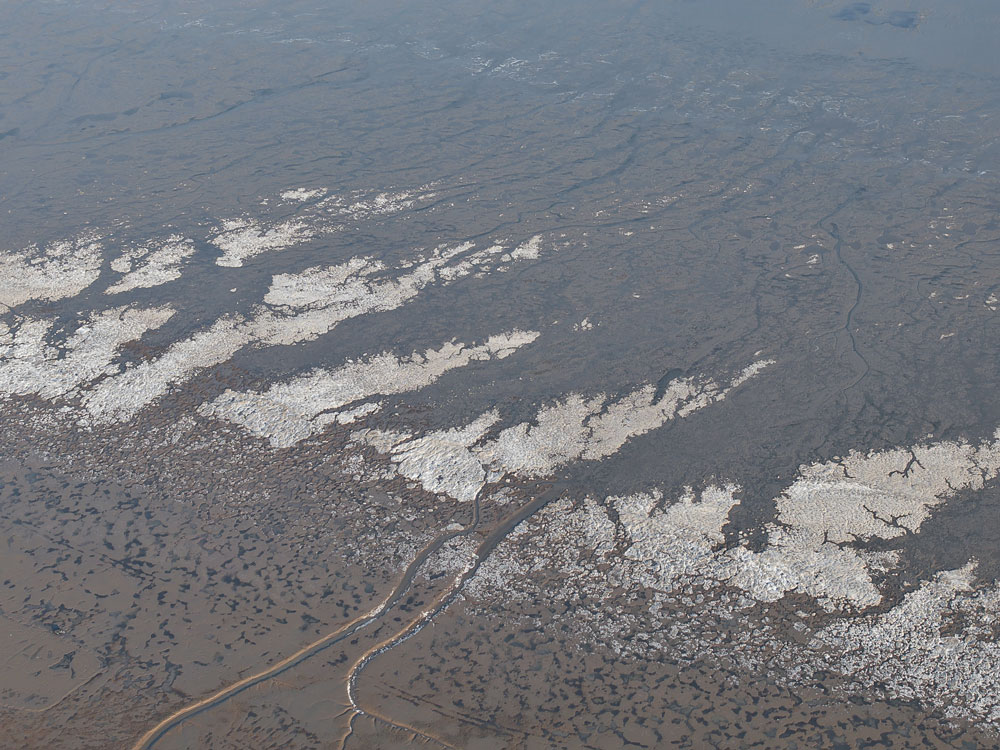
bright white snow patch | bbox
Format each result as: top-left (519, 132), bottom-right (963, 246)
top-left (41, 237), bottom-right (548, 423)
top-left (201, 329), bottom-right (539, 448)
top-left (0, 233), bottom-right (104, 308)
top-left (358, 361), bottom-right (772, 500)
top-left (212, 218), bottom-right (314, 268)
top-left (0, 306), bottom-right (175, 400)
top-left (280, 188), bottom-right (327, 202)
top-left (106, 236), bottom-right (195, 294)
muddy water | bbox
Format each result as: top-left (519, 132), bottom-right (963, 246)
top-left (2, 1), bottom-right (1000, 748)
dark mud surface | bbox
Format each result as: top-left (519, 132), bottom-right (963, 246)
top-left (2, 1), bottom-right (1000, 748)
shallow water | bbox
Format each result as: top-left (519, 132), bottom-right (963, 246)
top-left (2, 1), bottom-right (1000, 748)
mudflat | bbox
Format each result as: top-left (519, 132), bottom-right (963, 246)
top-left (2, 1), bottom-right (1000, 748)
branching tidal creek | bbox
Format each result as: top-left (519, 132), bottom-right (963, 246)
top-left (132, 484), bottom-right (561, 750)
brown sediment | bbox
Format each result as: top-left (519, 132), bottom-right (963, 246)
top-left (339, 487), bottom-right (561, 748)
top-left (0, 620), bottom-right (103, 714)
top-left (129, 504), bottom-right (482, 750)
top-left (356, 591), bottom-right (1000, 750)
top-left (132, 481), bottom-right (561, 750)
top-left (0, 400), bottom-right (473, 749)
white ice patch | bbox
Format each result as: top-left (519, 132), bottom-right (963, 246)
top-left (0, 233), bottom-right (103, 309)
top-left (280, 188), bottom-right (327, 202)
top-left (212, 188), bottom-right (427, 267)
top-left (0, 306), bottom-right (175, 400)
top-left (73, 238), bottom-right (546, 423)
top-left (615, 486), bottom-right (740, 584)
top-left (500, 235), bottom-right (542, 262)
top-left (201, 329), bottom-right (539, 448)
top-left (359, 361), bottom-right (771, 500)
top-left (81, 315), bottom-right (253, 423)
top-left (106, 236), bottom-right (195, 294)
top-left (358, 412), bottom-right (502, 502)
top-left (262, 256), bottom-right (388, 311)
top-left (212, 218), bottom-right (314, 268)
top-left (476, 392), bottom-right (606, 477)
top-left (724, 437), bottom-right (1000, 609)
top-left (250, 242), bottom-right (513, 348)
top-left (326, 190), bottom-right (423, 220)
top-left (813, 562), bottom-right (1000, 727)
top-left (334, 401), bottom-right (382, 425)
top-left (564, 431), bottom-right (1000, 610)
top-left (728, 359), bottom-right (774, 389)
top-left (478, 362), bottom-right (773, 475)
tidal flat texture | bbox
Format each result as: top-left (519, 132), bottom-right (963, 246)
top-left (2, 1), bottom-right (1000, 748)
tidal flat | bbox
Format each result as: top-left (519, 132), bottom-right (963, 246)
top-left (2, 1), bottom-right (1000, 748)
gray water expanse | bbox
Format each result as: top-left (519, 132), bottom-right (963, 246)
top-left (2, 1), bottom-right (1000, 747)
